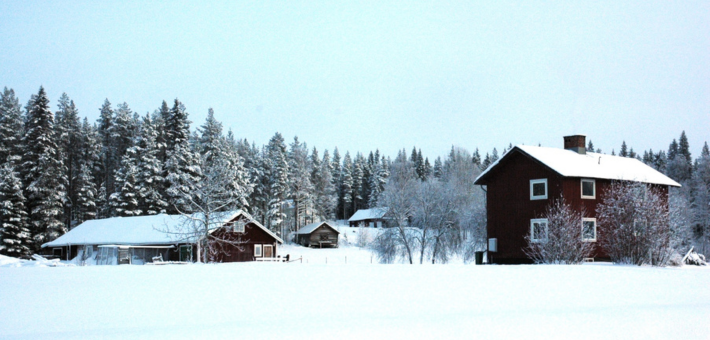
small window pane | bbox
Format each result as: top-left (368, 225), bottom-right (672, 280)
top-left (533, 222), bottom-right (547, 241)
top-left (583, 221), bottom-right (596, 240)
top-left (533, 183), bottom-right (546, 197)
top-left (582, 181), bottom-right (594, 197)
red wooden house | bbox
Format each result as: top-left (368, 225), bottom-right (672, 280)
top-left (474, 135), bottom-right (680, 264)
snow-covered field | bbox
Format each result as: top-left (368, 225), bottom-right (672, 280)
top-left (1, 244), bottom-right (709, 339)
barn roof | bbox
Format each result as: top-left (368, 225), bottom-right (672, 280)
top-left (42, 210), bottom-right (283, 248)
top-left (474, 145), bottom-right (681, 187)
top-left (348, 208), bottom-right (388, 222)
top-left (295, 221), bottom-right (340, 235)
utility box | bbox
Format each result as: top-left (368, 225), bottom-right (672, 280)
top-left (488, 238), bottom-right (498, 252)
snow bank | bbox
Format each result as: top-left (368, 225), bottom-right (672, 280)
top-left (0, 254), bottom-right (73, 268)
top-left (1, 257), bottom-right (709, 339)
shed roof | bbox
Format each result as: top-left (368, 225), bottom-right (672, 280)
top-left (42, 210), bottom-right (283, 248)
top-left (295, 221), bottom-right (340, 235)
top-left (474, 145), bottom-right (681, 187)
top-left (348, 208), bottom-right (388, 222)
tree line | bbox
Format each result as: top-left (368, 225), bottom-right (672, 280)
top-left (0, 86), bottom-right (501, 258)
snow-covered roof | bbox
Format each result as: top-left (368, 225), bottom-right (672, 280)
top-left (475, 145), bottom-right (681, 187)
top-left (295, 221), bottom-right (339, 235)
top-left (348, 208), bottom-right (388, 222)
top-left (43, 210), bottom-right (283, 248)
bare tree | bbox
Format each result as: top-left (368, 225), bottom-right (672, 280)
top-left (524, 198), bottom-right (595, 264)
top-left (162, 150), bottom-right (253, 263)
top-left (374, 161), bottom-right (417, 264)
top-left (597, 181), bottom-right (689, 266)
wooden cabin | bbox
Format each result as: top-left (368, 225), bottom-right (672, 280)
top-left (348, 208), bottom-right (388, 228)
top-left (473, 135), bottom-right (681, 264)
top-left (41, 210), bottom-right (284, 264)
top-left (295, 221), bottom-right (340, 248)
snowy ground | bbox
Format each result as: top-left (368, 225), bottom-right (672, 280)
top-left (1, 244), bottom-right (709, 339)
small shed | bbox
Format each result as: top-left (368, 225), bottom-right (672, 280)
top-left (348, 208), bottom-right (388, 228)
top-left (295, 222), bottom-right (340, 248)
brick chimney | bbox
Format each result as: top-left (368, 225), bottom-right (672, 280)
top-left (563, 135), bottom-right (586, 155)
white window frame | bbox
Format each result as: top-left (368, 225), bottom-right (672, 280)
top-left (582, 218), bottom-right (597, 242)
top-left (254, 244), bottom-right (262, 257)
top-left (581, 179), bottom-right (596, 199)
top-left (233, 221), bottom-right (245, 233)
top-left (530, 218), bottom-right (548, 242)
top-left (530, 179), bottom-right (548, 200)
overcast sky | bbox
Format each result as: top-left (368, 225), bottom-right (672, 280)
top-left (1, 1), bottom-right (708, 160)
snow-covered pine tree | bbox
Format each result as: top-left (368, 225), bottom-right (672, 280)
top-left (154, 100), bottom-right (170, 164)
top-left (0, 87), bottom-right (24, 165)
top-left (312, 148), bottom-right (337, 221)
top-left (266, 132), bottom-right (289, 234)
top-left (351, 153), bottom-right (364, 213)
top-left (97, 99), bottom-right (114, 200)
top-left (110, 153), bottom-right (141, 216)
top-left (73, 163), bottom-right (97, 224)
top-left (619, 141), bottom-right (629, 157)
top-left (165, 138), bottom-right (202, 214)
top-left (667, 135), bottom-right (691, 184)
top-left (55, 93), bottom-right (82, 228)
top-left (134, 114), bottom-right (167, 215)
top-left (341, 152), bottom-right (354, 219)
top-left (20, 87), bottom-right (67, 251)
top-left (331, 147), bottom-right (342, 219)
top-left (165, 99), bottom-right (190, 152)
top-left (692, 142), bottom-right (710, 254)
top-left (433, 157), bottom-right (443, 179)
top-left (110, 102), bottom-right (136, 164)
top-left (587, 140), bottom-right (595, 153)
top-left (0, 163), bottom-right (30, 257)
top-left (198, 108), bottom-right (223, 163)
top-left (288, 136), bottom-right (313, 231)
top-left (472, 148), bottom-right (481, 168)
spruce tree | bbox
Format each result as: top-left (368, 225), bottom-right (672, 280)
top-left (73, 163), bottom-right (97, 224)
top-left (20, 87), bottom-right (67, 250)
top-left (331, 147), bottom-right (342, 219)
top-left (134, 114), bottom-right (167, 215)
top-left (619, 141), bottom-right (628, 157)
top-left (341, 152), bottom-right (354, 219)
top-left (110, 153), bottom-right (141, 216)
top-left (587, 140), bottom-right (595, 153)
top-left (97, 99), bottom-right (114, 197)
top-left (55, 93), bottom-right (82, 228)
top-left (266, 133), bottom-right (289, 233)
top-left (0, 163), bottom-right (30, 257)
top-left (433, 157), bottom-right (443, 179)
top-left (0, 87), bottom-right (24, 165)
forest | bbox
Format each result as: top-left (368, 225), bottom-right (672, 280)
top-left (0, 86), bottom-right (708, 263)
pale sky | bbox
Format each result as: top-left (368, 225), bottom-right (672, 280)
top-left (1, 1), bottom-right (708, 160)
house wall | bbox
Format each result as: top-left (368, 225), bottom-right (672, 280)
top-left (485, 151), bottom-right (563, 263)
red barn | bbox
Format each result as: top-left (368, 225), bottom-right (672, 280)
top-left (474, 135), bottom-right (680, 264)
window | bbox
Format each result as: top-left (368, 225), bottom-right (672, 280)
top-left (582, 218), bottom-right (596, 242)
top-left (581, 179), bottom-right (595, 199)
top-left (254, 244), bottom-right (262, 257)
top-left (179, 245), bottom-right (193, 262)
top-left (530, 179), bottom-right (548, 200)
top-left (530, 219), bottom-right (548, 242)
